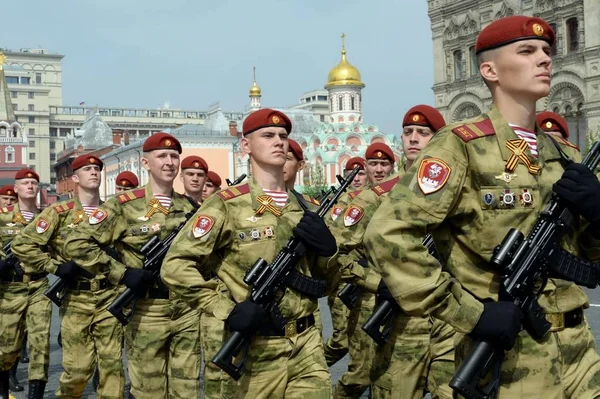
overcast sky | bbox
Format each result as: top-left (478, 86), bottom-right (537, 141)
top-left (3, 0), bottom-right (434, 135)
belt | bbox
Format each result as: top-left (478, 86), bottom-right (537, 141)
top-left (145, 287), bottom-right (169, 299)
top-left (69, 279), bottom-right (110, 292)
top-left (258, 314), bottom-right (316, 338)
top-left (0, 272), bottom-right (47, 283)
top-left (546, 308), bottom-right (584, 332)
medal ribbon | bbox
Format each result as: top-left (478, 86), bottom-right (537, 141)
top-left (256, 195), bottom-right (282, 217)
top-left (145, 198), bottom-right (169, 218)
top-left (72, 210), bottom-right (87, 225)
top-left (505, 139), bottom-right (540, 175)
top-left (12, 213), bottom-right (26, 225)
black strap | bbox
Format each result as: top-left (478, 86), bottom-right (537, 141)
top-left (546, 135), bottom-right (574, 167)
top-left (549, 247), bottom-right (600, 288)
top-left (290, 189), bottom-right (310, 212)
top-left (284, 269), bottom-right (327, 298)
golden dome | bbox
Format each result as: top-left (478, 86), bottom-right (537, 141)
top-left (249, 66), bottom-right (261, 97)
top-left (325, 34), bottom-right (365, 89)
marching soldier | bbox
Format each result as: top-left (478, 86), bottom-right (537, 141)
top-left (202, 172), bottom-right (222, 201)
top-left (537, 111), bottom-right (570, 139)
top-left (63, 133), bottom-right (201, 399)
top-left (115, 171), bottom-right (139, 194)
top-left (364, 16), bottom-right (600, 397)
top-left (161, 108), bottom-right (338, 399)
top-left (0, 168), bottom-right (50, 399)
top-left (0, 185), bottom-right (17, 208)
top-left (12, 155), bottom-right (126, 398)
top-left (283, 139), bottom-right (305, 190)
top-left (344, 157), bottom-right (368, 190)
top-left (180, 155), bottom-right (209, 204)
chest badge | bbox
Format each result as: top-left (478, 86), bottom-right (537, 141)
top-left (495, 172), bottom-right (517, 183)
top-left (482, 192), bottom-right (495, 206)
top-left (520, 189), bottom-right (533, 206)
top-left (499, 189), bottom-right (516, 208)
top-left (245, 215), bottom-right (262, 223)
top-left (264, 226), bottom-right (274, 239)
top-left (250, 228), bottom-right (261, 241)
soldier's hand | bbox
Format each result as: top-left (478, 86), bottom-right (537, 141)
top-left (553, 163), bottom-right (600, 227)
top-left (55, 261), bottom-right (79, 280)
top-left (0, 259), bottom-right (8, 275)
top-left (470, 301), bottom-right (523, 350)
top-left (293, 211), bottom-right (337, 256)
top-left (376, 279), bottom-right (400, 310)
top-left (121, 268), bottom-right (154, 294)
top-left (226, 300), bottom-right (268, 337)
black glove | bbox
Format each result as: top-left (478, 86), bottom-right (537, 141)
top-left (470, 301), bottom-right (523, 350)
top-left (553, 163), bottom-right (600, 226)
top-left (0, 259), bottom-right (8, 275)
top-left (226, 300), bottom-right (268, 337)
top-left (120, 268), bottom-right (154, 294)
top-left (54, 261), bottom-right (79, 280)
top-left (293, 211), bottom-right (337, 256)
top-left (376, 279), bottom-right (400, 310)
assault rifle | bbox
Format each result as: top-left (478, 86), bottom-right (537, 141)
top-left (226, 174), bottom-right (247, 187)
top-left (211, 165), bottom-right (363, 381)
top-left (107, 207), bottom-right (199, 325)
top-left (0, 240), bottom-right (22, 277)
top-left (362, 234), bottom-right (440, 346)
top-left (449, 141), bottom-right (600, 399)
top-left (338, 283), bottom-right (361, 309)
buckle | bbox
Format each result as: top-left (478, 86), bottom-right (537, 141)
top-left (91, 280), bottom-right (100, 291)
top-left (546, 312), bottom-right (565, 332)
top-left (285, 321), bottom-right (297, 338)
top-left (22, 275), bottom-right (31, 283)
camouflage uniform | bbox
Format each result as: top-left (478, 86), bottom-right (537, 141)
top-left (63, 186), bottom-right (201, 399)
top-left (161, 179), bottom-right (337, 399)
top-left (0, 204), bottom-right (51, 383)
top-left (12, 198), bottom-right (125, 398)
top-left (364, 106), bottom-right (600, 397)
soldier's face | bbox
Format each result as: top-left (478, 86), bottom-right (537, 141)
top-left (0, 196), bottom-right (12, 207)
top-left (143, 149), bottom-right (180, 184)
top-left (15, 178), bottom-right (39, 199)
top-left (202, 181), bottom-right (219, 200)
top-left (115, 185), bottom-right (129, 193)
top-left (344, 168), bottom-right (367, 188)
top-left (366, 159), bottom-right (393, 183)
top-left (402, 125), bottom-right (434, 163)
top-left (241, 127), bottom-right (289, 168)
top-left (283, 152), bottom-right (305, 187)
top-left (74, 165), bottom-right (101, 190)
top-left (180, 168), bottom-right (207, 195)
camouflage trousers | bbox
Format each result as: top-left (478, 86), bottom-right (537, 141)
top-left (56, 285), bottom-right (124, 399)
top-left (125, 298), bottom-right (201, 399)
top-left (333, 290), bottom-right (376, 399)
top-left (221, 323), bottom-right (331, 399)
top-left (200, 310), bottom-right (225, 399)
top-left (370, 314), bottom-right (455, 399)
top-left (0, 278), bottom-right (51, 381)
top-left (455, 314), bottom-right (600, 398)
top-left (324, 282), bottom-right (350, 367)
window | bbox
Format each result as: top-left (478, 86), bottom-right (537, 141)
top-left (28, 128), bottom-right (34, 135)
top-left (567, 18), bottom-right (579, 52)
top-left (12, 104), bottom-right (17, 111)
top-left (28, 165), bottom-right (35, 171)
top-left (28, 104), bottom-right (34, 111)
top-left (338, 96), bottom-right (343, 111)
top-left (29, 152), bottom-right (36, 160)
top-left (29, 140), bottom-right (35, 148)
top-left (49, 141), bottom-right (55, 149)
top-left (50, 177), bottom-right (56, 184)
top-left (469, 46), bottom-right (478, 76)
top-left (21, 77), bottom-right (30, 85)
top-left (50, 154), bottom-right (56, 161)
top-left (50, 129), bottom-right (57, 137)
top-left (35, 73), bottom-right (41, 84)
top-left (28, 92), bottom-right (34, 99)
top-left (59, 130), bottom-right (67, 137)
top-left (318, 95), bottom-right (327, 101)
top-left (10, 91), bottom-right (17, 99)
top-left (549, 23), bottom-right (558, 55)
top-left (28, 116), bottom-right (35, 123)
top-left (351, 96), bottom-right (356, 111)
top-left (454, 50), bottom-right (463, 80)
top-left (320, 115), bottom-right (325, 122)
top-left (6, 76), bottom-right (18, 84)
top-left (5, 146), bottom-right (15, 164)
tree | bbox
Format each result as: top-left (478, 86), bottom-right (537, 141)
top-left (301, 163), bottom-right (330, 199)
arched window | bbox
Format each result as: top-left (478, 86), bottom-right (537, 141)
top-left (338, 96), bottom-right (343, 111)
top-left (5, 146), bottom-right (15, 163)
top-left (549, 23), bottom-right (558, 55)
top-left (469, 46), bottom-right (477, 76)
top-left (351, 96), bottom-right (355, 111)
top-left (567, 18), bottom-right (579, 53)
top-left (454, 50), bottom-right (463, 80)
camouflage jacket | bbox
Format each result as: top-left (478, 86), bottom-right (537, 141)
top-left (364, 105), bottom-right (596, 334)
top-left (0, 203), bottom-right (39, 261)
top-left (63, 184), bottom-right (196, 287)
top-left (161, 177), bottom-right (338, 322)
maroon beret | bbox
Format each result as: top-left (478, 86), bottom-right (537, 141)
top-left (537, 111), bottom-right (569, 138)
top-left (181, 155), bottom-right (209, 171)
top-left (0, 185), bottom-right (17, 197)
top-left (243, 108), bottom-right (292, 136)
top-left (72, 154), bottom-right (103, 172)
top-left (15, 168), bottom-right (39, 182)
top-left (476, 16), bottom-right (555, 55)
top-left (403, 105), bottom-right (446, 132)
top-left (115, 171), bottom-right (139, 188)
top-left (143, 132), bottom-right (182, 153)
top-left (365, 143), bottom-right (394, 163)
top-left (288, 139), bottom-right (304, 161)
top-left (344, 157), bottom-right (366, 170)
top-left (206, 171), bottom-right (222, 188)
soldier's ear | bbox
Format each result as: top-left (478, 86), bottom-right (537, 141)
top-left (141, 157), bottom-right (151, 171)
top-left (240, 137), bottom-right (251, 156)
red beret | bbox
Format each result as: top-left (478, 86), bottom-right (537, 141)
top-left (537, 111), bottom-right (569, 138)
top-left (72, 154), bottom-right (103, 171)
top-left (242, 108), bottom-right (292, 136)
top-left (288, 139), bottom-right (304, 161)
top-left (115, 171), bottom-right (139, 188)
top-left (476, 16), bottom-right (555, 55)
top-left (15, 168), bottom-right (39, 182)
top-left (0, 185), bottom-right (17, 197)
top-left (403, 105), bottom-right (446, 132)
top-left (365, 143), bottom-right (394, 163)
top-left (206, 171), bottom-right (222, 188)
top-left (344, 157), bottom-right (366, 170)
top-left (181, 155), bottom-right (209, 171)
top-left (143, 132), bottom-right (182, 153)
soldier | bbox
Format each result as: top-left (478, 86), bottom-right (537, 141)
top-left (161, 108), bottom-right (338, 399)
top-left (0, 168), bottom-right (50, 399)
top-left (202, 172), bottom-right (222, 201)
top-left (283, 139), bottom-right (305, 190)
top-left (12, 155), bottom-right (126, 398)
top-left (63, 133), bottom-right (201, 399)
top-left (537, 111), bottom-right (570, 139)
top-left (180, 155), bottom-right (208, 204)
top-left (344, 157), bottom-right (368, 189)
top-left (115, 170), bottom-right (139, 193)
top-left (364, 16), bottom-right (600, 397)
top-left (0, 185), bottom-right (17, 208)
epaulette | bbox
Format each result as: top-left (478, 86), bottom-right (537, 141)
top-left (52, 201), bottom-right (75, 214)
top-left (117, 188), bottom-right (146, 204)
top-left (451, 118), bottom-right (496, 142)
top-left (302, 194), bottom-right (320, 206)
top-left (0, 206), bottom-right (11, 214)
top-left (348, 189), bottom-right (362, 200)
top-left (371, 176), bottom-right (400, 196)
top-left (218, 183), bottom-right (250, 201)
top-left (553, 136), bottom-right (580, 151)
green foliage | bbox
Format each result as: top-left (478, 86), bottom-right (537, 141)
top-left (584, 125), bottom-right (600, 156)
top-left (301, 163), bottom-right (329, 197)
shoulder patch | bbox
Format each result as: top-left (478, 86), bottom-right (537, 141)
top-left (417, 158), bottom-right (452, 195)
top-left (88, 209), bottom-right (108, 225)
top-left (217, 183), bottom-right (250, 201)
top-left (36, 218), bottom-right (50, 234)
top-left (452, 118), bottom-right (496, 142)
top-left (192, 215), bottom-right (215, 238)
top-left (553, 136), bottom-right (580, 151)
top-left (371, 176), bottom-right (400, 196)
top-left (302, 194), bottom-right (320, 206)
top-left (331, 205), bottom-right (344, 221)
top-left (343, 205), bottom-right (365, 227)
top-left (117, 188), bottom-right (145, 204)
top-left (348, 189), bottom-right (362, 200)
